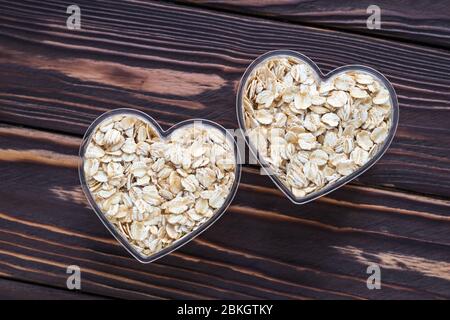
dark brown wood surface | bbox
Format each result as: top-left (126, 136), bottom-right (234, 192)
top-left (177, 0), bottom-right (450, 48)
top-left (0, 0), bottom-right (449, 299)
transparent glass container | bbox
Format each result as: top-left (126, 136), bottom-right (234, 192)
top-left (79, 108), bottom-right (242, 263)
top-left (236, 50), bottom-right (399, 205)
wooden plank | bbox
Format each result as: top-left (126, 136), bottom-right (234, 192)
top-left (176, 0), bottom-right (450, 49)
top-left (0, 277), bottom-right (106, 299)
top-left (0, 125), bottom-right (449, 299)
top-left (0, 0), bottom-right (449, 198)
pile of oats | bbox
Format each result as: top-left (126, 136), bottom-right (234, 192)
top-left (243, 56), bottom-right (392, 198)
top-left (83, 115), bottom-right (236, 256)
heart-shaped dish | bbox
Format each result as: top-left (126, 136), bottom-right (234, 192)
top-left (237, 50), bottom-right (399, 205)
top-left (79, 109), bottom-right (241, 263)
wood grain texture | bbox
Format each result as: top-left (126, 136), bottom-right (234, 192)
top-left (0, 0), bottom-right (449, 299)
top-left (0, 125), bottom-right (449, 299)
top-left (176, 0), bottom-right (450, 48)
top-left (0, 0), bottom-right (449, 198)
top-left (0, 277), bottom-right (106, 299)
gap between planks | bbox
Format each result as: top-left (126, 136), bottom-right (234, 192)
top-left (0, 274), bottom-right (111, 299)
top-left (1, 121), bottom-right (449, 203)
top-left (170, 0), bottom-right (450, 52)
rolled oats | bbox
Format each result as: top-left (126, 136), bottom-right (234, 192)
top-left (243, 56), bottom-right (393, 199)
top-left (83, 115), bottom-right (236, 257)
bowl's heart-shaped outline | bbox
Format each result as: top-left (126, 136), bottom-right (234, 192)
top-left (79, 108), bottom-right (242, 263)
top-left (237, 50), bottom-right (399, 205)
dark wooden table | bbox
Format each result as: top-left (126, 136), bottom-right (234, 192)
top-left (0, 0), bottom-right (449, 300)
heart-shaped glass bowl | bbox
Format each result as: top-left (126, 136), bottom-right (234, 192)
top-left (237, 50), bottom-right (399, 205)
top-left (79, 108), bottom-right (241, 263)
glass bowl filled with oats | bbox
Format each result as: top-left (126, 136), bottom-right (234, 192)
top-left (79, 109), bottom-right (241, 263)
top-left (237, 50), bottom-right (399, 204)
